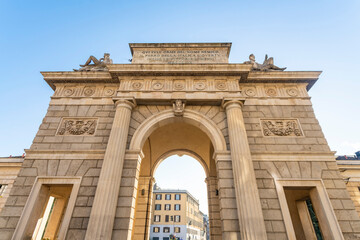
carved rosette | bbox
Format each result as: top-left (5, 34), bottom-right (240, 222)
top-left (132, 81), bottom-right (143, 90)
top-left (173, 80), bottom-right (185, 90)
top-left (194, 80), bottom-right (206, 90)
top-left (104, 87), bottom-right (116, 96)
top-left (63, 88), bottom-right (75, 96)
top-left (152, 81), bottom-right (164, 90)
top-left (260, 119), bottom-right (303, 137)
top-left (57, 118), bottom-right (98, 136)
top-left (83, 87), bottom-right (96, 97)
top-left (265, 88), bottom-right (277, 97)
top-left (215, 81), bottom-right (227, 90)
top-left (286, 88), bottom-right (299, 97)
top-left (244, 87), bottom-right (257, 97)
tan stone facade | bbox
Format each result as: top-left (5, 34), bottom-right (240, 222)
top-left (0, 43), bottom-right (360, 239)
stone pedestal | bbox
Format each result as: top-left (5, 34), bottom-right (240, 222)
top-left (223, 100), bottom-right (267, 239)
top-left (85, 99), bottom-right (135, 240)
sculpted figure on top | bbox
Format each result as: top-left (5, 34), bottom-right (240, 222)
top-left (244, 54), bottom-right (286, 71)
top-left (74, 53), bottom-right (113, 71)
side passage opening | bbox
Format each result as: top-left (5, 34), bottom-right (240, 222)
top-left (31, 185), bottom-right (72, 240)
top-left (284, 187), bottom-right (324, 240)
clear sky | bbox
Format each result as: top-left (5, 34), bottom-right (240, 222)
top-left (155, 155), bottom-right (208, 214)
top-left (1, 1), bottom-right (360, 212)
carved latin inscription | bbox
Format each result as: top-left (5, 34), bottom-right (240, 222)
top-left (261, 119), bottom-right (303, 137)
top-left (57, 118), bottom-right (98, 135)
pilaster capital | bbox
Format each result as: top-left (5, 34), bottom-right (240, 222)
top-left (113, 97), bottom-right (136, 110)
top-left (221, 98), bottom-right (245, 110)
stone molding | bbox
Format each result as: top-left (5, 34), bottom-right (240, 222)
top-left (24, 149), bottom-right (105, 160)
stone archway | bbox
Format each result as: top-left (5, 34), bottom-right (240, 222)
top-left (126, 109), bottom-right (230, 240)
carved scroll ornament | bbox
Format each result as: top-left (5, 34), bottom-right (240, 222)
top-left (261, 119), bottom-right (303, 137)
top-left (57, 118), bottom-right (98, 135)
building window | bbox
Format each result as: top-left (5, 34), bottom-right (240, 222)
top-left (0, 184), bottom-right (7, 196)
top-left (153, 227), bottom-right (160, 233)
top-left (175, 194), bottom-right (181, 200)
top-left (165, 204), bottom-right (171, 210)
top-left (175, 204), bottom-right (181, 211)
top-left (163, 227), bottom-right (170, 233)
top-left (165, 194), bottom-right (171, 200)
top-left (154, 215), bottom-right (161, 222)
top-left (174, 227), bottom-right (181, 233)
top-left (156, 194), bottom-right (162, 200)
top-left (165, 215), bottom-right (169, 222)
top-left (155, 204), bottom-right (161, 210)
top-left (174, 215), bottom-right (181, 222)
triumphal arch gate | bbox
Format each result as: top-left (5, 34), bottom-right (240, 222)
top-left (1, 43), bottom-right (360, 240)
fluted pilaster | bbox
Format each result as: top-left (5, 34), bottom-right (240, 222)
top-left (223, 100), bottom-right (267, 240)
top-left (85, 99), bottom-right (135, 240)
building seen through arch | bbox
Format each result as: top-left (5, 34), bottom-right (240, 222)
top-left (1, 43), bottom-right (360, 239)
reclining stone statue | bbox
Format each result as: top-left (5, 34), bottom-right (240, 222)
top-left (244, 54), bottom-right (286, 71)
top-left (74, 53), bottom-right (113, 71)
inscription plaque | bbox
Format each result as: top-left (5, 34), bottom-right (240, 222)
top-left (130, 43), bottom-right (231, 64)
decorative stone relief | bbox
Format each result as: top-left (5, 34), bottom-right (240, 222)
top-left (57, 118), bottom-right (98, 136)
top-left (286, 88), bottom-right (299, 97)
top-left (104, 87), bottom-right (116, 96)
top-left (265, 88), bottom-right (277, 97)
top-left (244, 87), bottom-right (257, 97)
top-left (260, 119), bottom-right (303, 137)
top-left (132, 81), bottom-right (143, 90)
top-left (56, 85), bottom-right (118, 98)
top-left (63, 88), bottom-right (75, 97)
top-left (215, 81), bottom-right (227, 90)
top-left (173, 80), bottom-right (185, 90)
top-left (194, 80), bottom-right (206, 90)
top-left (83, 87), bottom-right (96, 97)
top-left (173, 100), bottom-right (185, 116)
top-left (152, 81), bottom-right (164, 90)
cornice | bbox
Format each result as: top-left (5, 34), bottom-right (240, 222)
top-left (244, 71), bottom-right (322, 91)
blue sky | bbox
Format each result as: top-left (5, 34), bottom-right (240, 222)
top-left (1, 0), bottom-right (360, 212)
top-left (1, 1), bottom-right (359, 156)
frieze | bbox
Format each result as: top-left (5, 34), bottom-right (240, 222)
top-left (239, 84), bottom-right (308, 98)
top-left (54, 85), bottom-right (118, 98)
top-left (57, 118), bottom-right (98, 136)
top-left (119, 78), bottom-right (240, 93)
top-left (260, 119), bottom-right (303, 137)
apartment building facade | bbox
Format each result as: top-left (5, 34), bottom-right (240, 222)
top-left (150, 190), bottom-right (205, 240)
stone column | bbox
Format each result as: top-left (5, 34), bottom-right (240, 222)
top-left (223, 100), bottom-right (267, 240)
top-left (85, 99), bottom-right (135, 240)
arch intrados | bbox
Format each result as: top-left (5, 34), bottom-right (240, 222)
top-left (151, 149), bottom-right (210, 178)
top-left (129, 109), bottom-right (227, 153)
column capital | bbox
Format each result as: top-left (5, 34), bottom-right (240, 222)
top-left (113, 97), bottom-right (136, 109)
top-left (221, 98), bottom-right (245, 110)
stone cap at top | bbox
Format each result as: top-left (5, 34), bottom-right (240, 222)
top-left (129, 42), bottom-right (231, 64)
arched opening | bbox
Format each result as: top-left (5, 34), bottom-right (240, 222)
top-left (152, 154), bottom-right (209, 240)
top-left (128, 111), bottom-right (225, 240)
